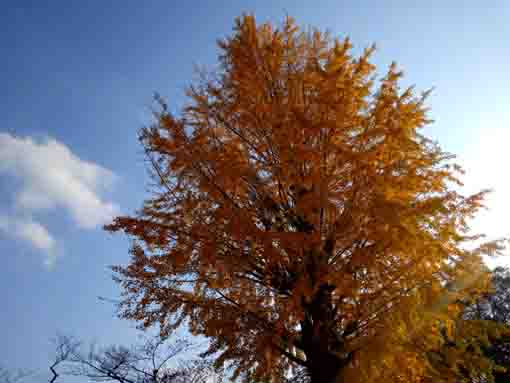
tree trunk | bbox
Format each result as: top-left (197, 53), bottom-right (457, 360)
top-left (301, 284), bottom-right (349, 383)
top-left (307, 350), bottom-right (345, 383)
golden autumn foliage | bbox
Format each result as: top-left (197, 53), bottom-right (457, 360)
top-left (105, 15), bottom-right (506, 383)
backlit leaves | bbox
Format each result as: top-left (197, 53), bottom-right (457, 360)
top-left (105, 14), bottom-right (503, 383)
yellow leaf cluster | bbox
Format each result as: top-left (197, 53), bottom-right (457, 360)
top-left (105, 14), bottom-right (504, 383)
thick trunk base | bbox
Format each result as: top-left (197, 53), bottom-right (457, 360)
top-left (308, 352), bottom-right (344, 383)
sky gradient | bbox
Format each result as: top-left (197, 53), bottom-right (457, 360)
top-left (1, 1), bottom-right (509, 380)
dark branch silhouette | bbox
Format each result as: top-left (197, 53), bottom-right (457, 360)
top-left (48, 334), bottom-right (223, 383)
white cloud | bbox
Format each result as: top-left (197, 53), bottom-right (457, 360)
top-left (0, 133), bottom-right (119, 228)
top-left (0, 133), bottom-right (120, 266)
top-left (0, 214), bottom-right (56, 267)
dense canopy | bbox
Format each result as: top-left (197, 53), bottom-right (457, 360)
top-left (106, 15), bottom-right (503, 382)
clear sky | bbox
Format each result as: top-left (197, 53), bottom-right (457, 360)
top-left (1, 1), bottom-right (509, 380)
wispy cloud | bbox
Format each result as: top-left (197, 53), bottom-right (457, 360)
top-left (0, 214), bottom-right (57, 267)
top-left (0, 133), bottom-right (119, 266)
top-left (0, 133), bottom-right (119, 228)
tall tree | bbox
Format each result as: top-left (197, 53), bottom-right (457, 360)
top-left (106, 15), bottom-right (502, 382)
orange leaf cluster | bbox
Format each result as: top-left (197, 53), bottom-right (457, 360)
top-left (106, 15), bottom-right (502, 383)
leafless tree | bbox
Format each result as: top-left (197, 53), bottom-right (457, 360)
top-left (49, 334), bottom-right (224, 383)
top-left (49, 334), bottom-right (80, 383)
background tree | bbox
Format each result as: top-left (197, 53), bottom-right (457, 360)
top-left (105, 15), bottom-right (503, 383)
top-left (463, 266), bottom-right (510, 382)
top-left (477, 267), bottom-right (510, 382)
top-left (418, 267), bottom-right (510, 383)
top-left (465, 266), bottom-right (510, 324)
top-left (49, 334), bottom-right (221, 383)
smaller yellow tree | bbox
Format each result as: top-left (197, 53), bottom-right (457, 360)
top-left (106, 15), bottom-right (504, 383)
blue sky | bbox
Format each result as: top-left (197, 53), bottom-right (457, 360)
top-left (1, 1), bottom-right (509, 380)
